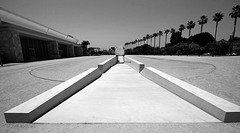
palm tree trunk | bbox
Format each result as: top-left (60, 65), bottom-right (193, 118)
top-left (214, 21), bottom-right (218, 41)
top-left (154, 37), bottom-right (156, 48)
top-left (159, 36), bottom-right (161, 48)
top-left (188, 28), bottom-right (191, 37)
top-left (230, 17), bottom-right (237, 54)
top-left (150, 37), bottom-right (152, 47)
top-left (200, 24), bottom-right (203, 33)
top-left (165, 34), bottom-right (168, 46)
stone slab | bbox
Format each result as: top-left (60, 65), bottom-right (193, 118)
top-left (4, 67), bottom-right (102, 123)
top-left (125, 56), bottom-right (144, 72)
top-left (34, 64), bottom-right (220, 123)
top-left (98, 56), bottom-right (117, 73)
top-left (141, 67), bottom-right (240, 122)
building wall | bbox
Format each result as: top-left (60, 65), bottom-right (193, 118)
top-left (47, 41), bottom-right (60, 59)
top-left (0, 29), bottom-right (24, 63)
top-left (67, 45), bottom-right (75, 57)
top-left (74, 46), bottom-right (82, 56)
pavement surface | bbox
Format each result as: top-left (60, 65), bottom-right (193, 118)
top-left (35, 64), bottom-right (219, 123)
top-left (129, 55), bottom-right (240, 106)
top-left (1, 55), bottom-right (240, 133)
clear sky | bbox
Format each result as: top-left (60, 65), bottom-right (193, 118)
top-left (1, 0), bottom-right (239, 49)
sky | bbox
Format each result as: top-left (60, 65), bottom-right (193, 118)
top-left (1, 0), bottom-right (240, 49)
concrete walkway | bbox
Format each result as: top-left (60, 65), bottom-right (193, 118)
top-left (34, 64), bottom-right (220, 123)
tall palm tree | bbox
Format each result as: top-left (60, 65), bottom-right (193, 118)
top-left (164, 29), bottom-right (170, 46)
top-left (146, 34), bottom-right (150, 45)
top-left (229, 5), bottom-right (240, 53)
top-left (153, 33), bottom-right (158, 48)
top-left (170, 28), bottom-right (176, 34)
top-left (158, 30), bottom-right (163, 48)
top-left (179, 24), bottom-right (185, 36)
top-left (186, 21), bottom-right (196, 37)
top-left (198, 15), bottom-right (208, 33)
top-left (170, 28), bottom-right (176, 38)
top-left (135, 40), bottom-right (137, 48)
top-left (150, 35), bottom-right (153, 47)
top-left (213, 12), bottom-right (224, 41)
top-left (143, 37), bottom-right (146, 44)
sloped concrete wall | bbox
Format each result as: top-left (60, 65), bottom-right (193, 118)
top-left (4, 67), bottom-right (102, 123)
top-left (98, 56), bottom-right (118, 73)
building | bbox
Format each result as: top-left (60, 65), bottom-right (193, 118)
top-left (0, 7), bottom-right (83, 63)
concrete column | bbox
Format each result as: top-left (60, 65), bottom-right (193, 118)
top-left (0, 29), bottom-right (24, 63)
top-left (67, 45), bottom-right (75, 57)
top-left (74, 46), bottom-right (83, 56)
top-left (47, 41), bottom-right (60, 59)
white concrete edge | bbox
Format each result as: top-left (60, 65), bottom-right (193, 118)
top-left (4, 67), bottom-right (102, 123)
top-left (125, 56), bottom-right (145, 73)
top-left (98, 56), bottom-right (118, 73)
top-left (141, 67), bottom-right (240, 122)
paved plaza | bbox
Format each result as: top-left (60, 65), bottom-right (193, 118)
top-left (1, 55), bottom-right (240, 132)
top-left (35, 64), bottom-right (219, 123)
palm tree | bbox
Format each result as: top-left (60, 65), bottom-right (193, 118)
top-left (146, 34), bottom-right (150, 45)
top-left (164, 29), bottom-right (170, 45)
top-left (198, 15), bottom-right (208, 33)
top-left (229, 5), bottom-right (240, 54)
top-left (179, 24), bottom-right (185, 36)
top-left (186, 21), bottom-right (196, 37)
top-left (135, 40), bottom-right (137, 48)
top-left (170, 28), bottom-right (176, 34)
top-left (153, 33), bottom-right (158, 48)
top-left (213, 12), bottom-right (224, 41)
top-left (150, 34), bottom-right (153, 47)
top-left (170, 28), bottom-right (175, 38)
top-left (158, 30), bottom-right (163, 48)
top-left (143, 37), bottom-right (146, 44)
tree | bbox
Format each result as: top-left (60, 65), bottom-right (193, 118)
top-left (153, 33), bottom-right (158, 48)
top-left (158, 30), bottom-right (163, 48)
top-left (170, 28), bottom-right (176, 42)
top-left (164, 29), bottom-right (170, 46)
top-left (146, 34), bottom-right (150, 45)
top-left (198, 15), bottom-right (208, 33)
top-left (143, 37), bottom-right (146, 44)
top-left (170, 31), bottom-right (182, 45)
top-left (188, 32), bottom-right (215, 47)
top-left (139, 39), bottom-right (142, 46)
top-left (81, 40), bottom-right (90, 55)
top-left (150, 35), bottom-right (153, 47)
top-left (186, 21), bottom-right (196, 37)
top-left (109, 47), bottom-right (115, 55)
top-left (229, 5), bottom-right (240, 54)
top-left (213, 12), bottom-right (224, 41)
top-left (170, 28), bottom-right (176, 34)
top-left (179, 24), bottom-right (185, 36)
top-left (134, 40), bottom-right (137, 48)
top-left (81, 40), bottom-right (90, 46)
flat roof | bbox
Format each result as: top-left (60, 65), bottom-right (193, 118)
top-left (0, 7), bottom-right (79, 44)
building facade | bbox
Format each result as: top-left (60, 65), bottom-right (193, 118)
top-left (0, 7), bottom-right (83, 63)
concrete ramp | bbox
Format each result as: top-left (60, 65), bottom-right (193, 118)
top-left (34, 64), bottom-right (220, 123)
